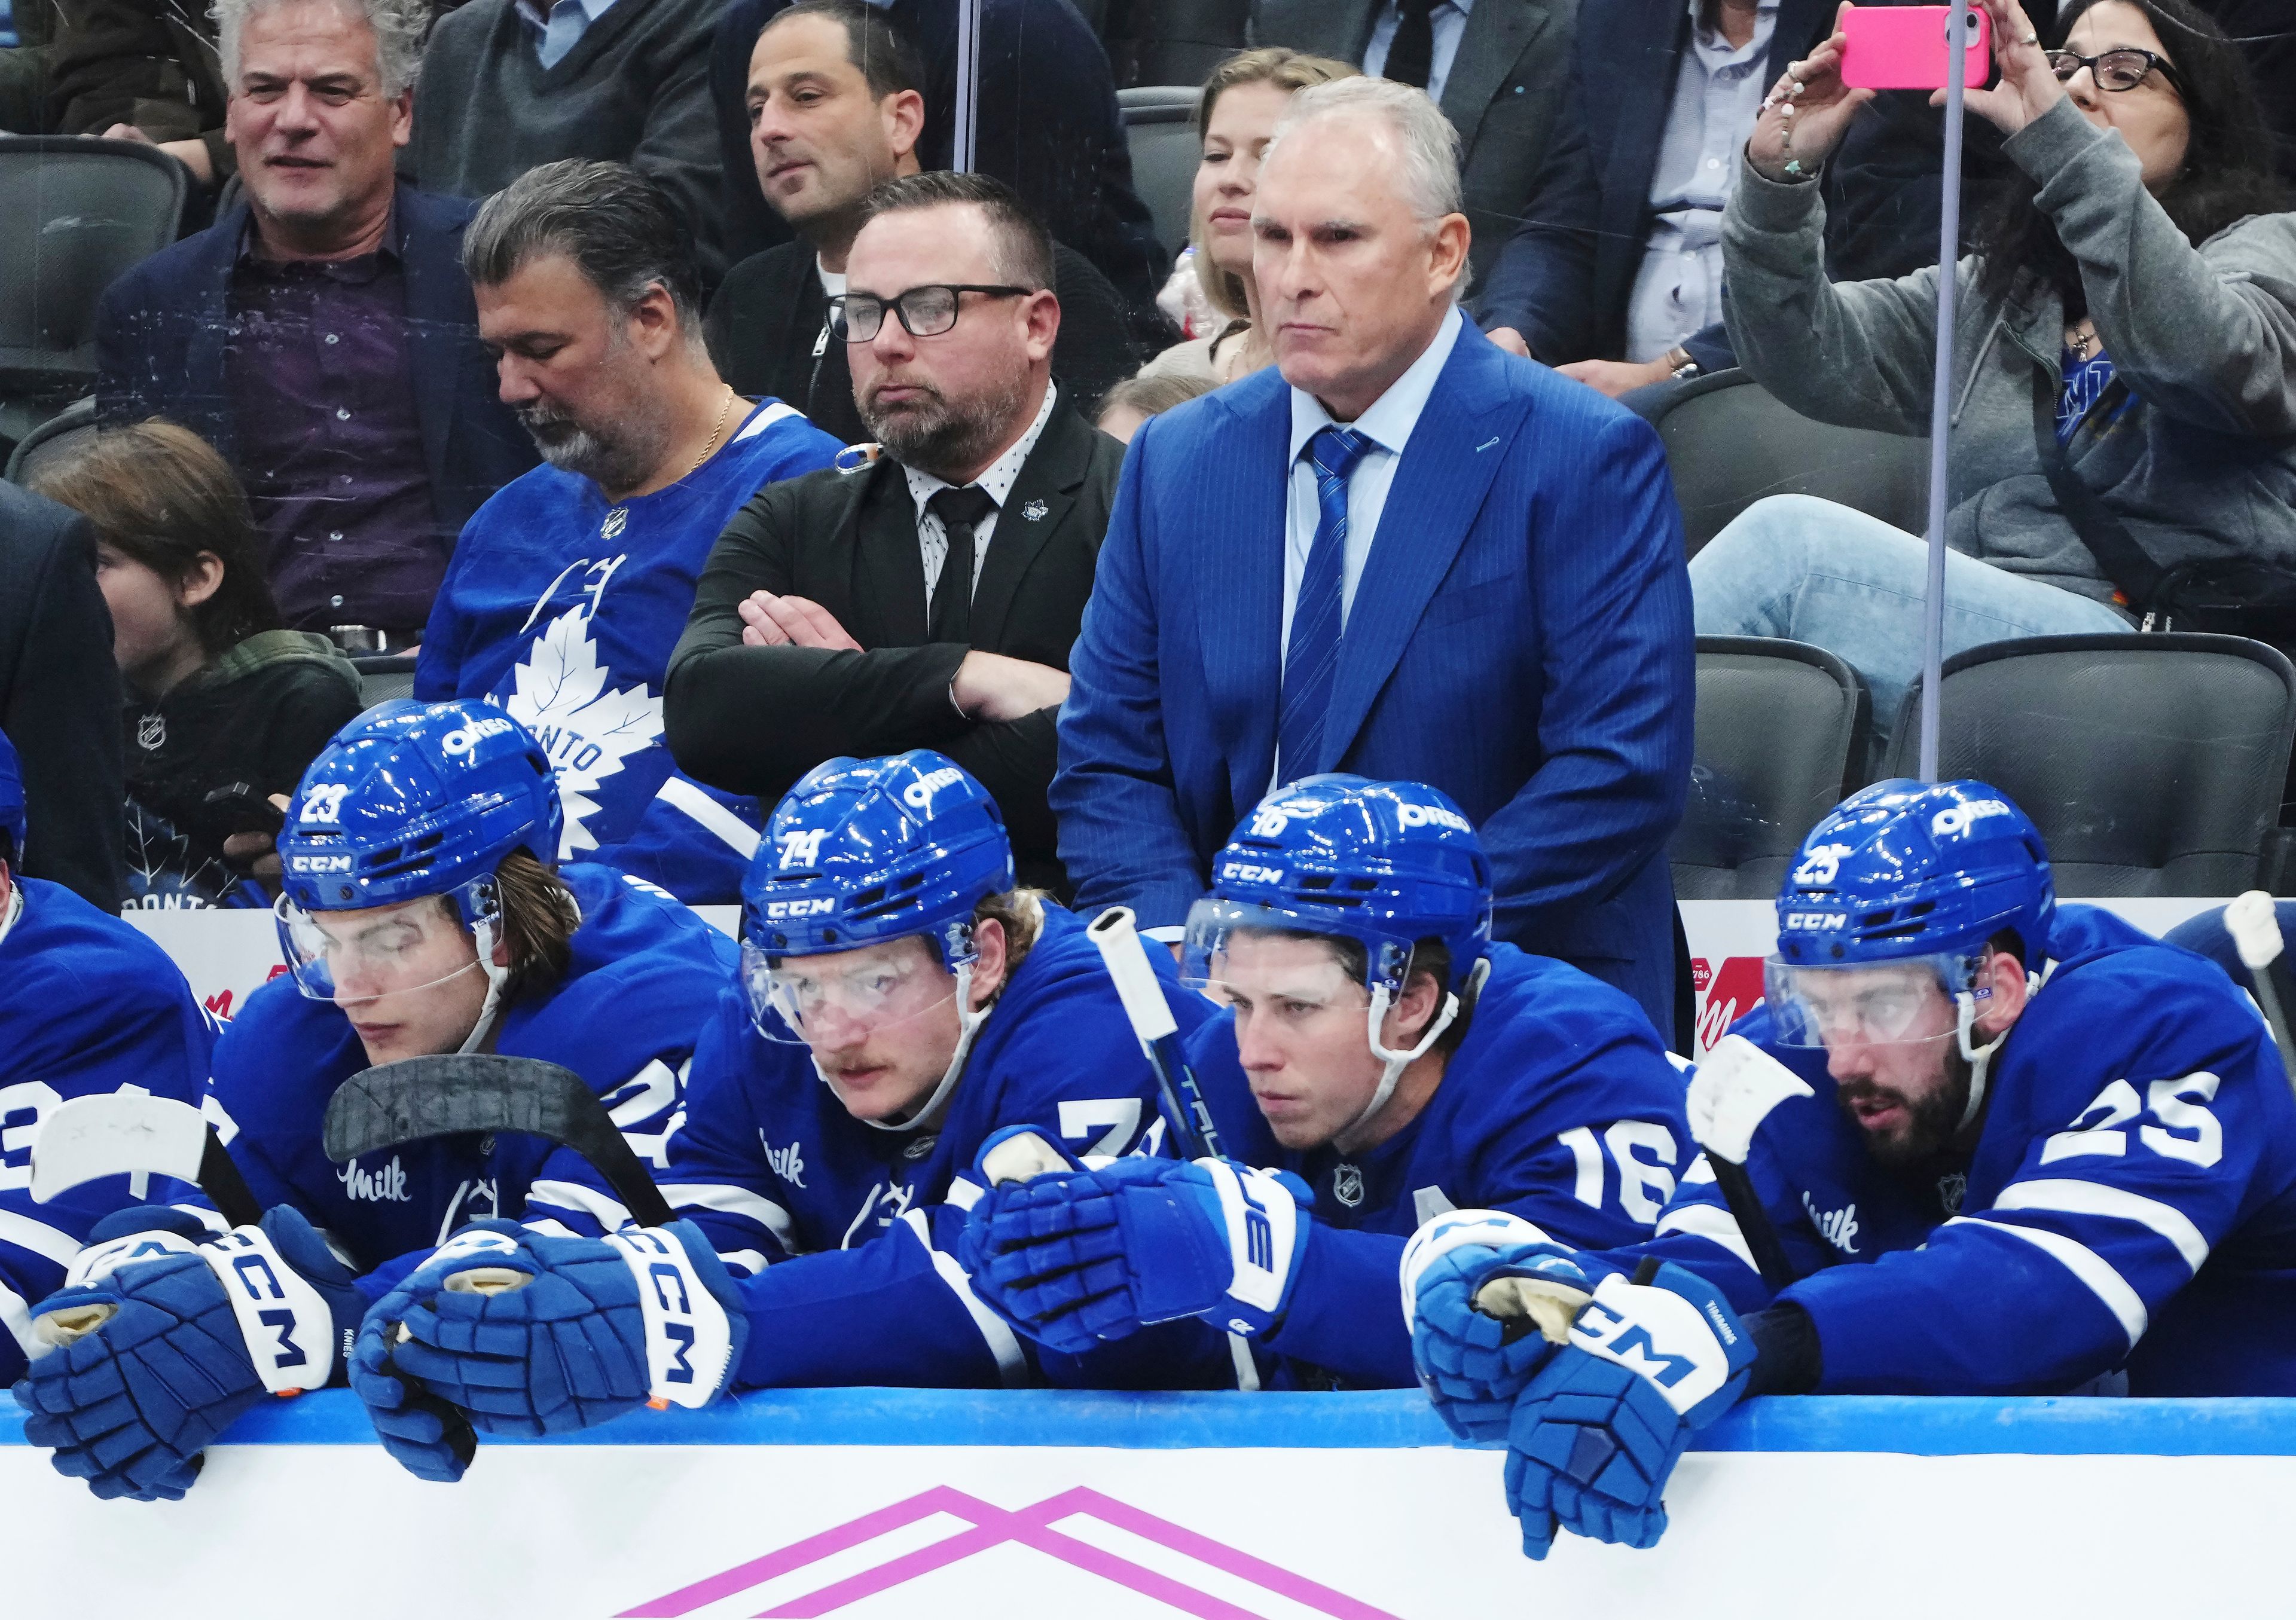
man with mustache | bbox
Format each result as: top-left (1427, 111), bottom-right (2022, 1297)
top-left (413, 159), bottom-right (842, 903)
top-left (666, 170), bottom-right (1123, 895)
top-left (93, 0), bottom-right (538, 649)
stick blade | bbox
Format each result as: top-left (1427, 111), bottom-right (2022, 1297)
top-left (32, 1093), bottom-right (209, 1203)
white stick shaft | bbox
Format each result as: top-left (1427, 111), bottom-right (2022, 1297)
top-left (1086, 906), bottom-right (1181, 1042)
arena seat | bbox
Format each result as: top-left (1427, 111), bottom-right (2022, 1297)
top-left (1650, 369), bottom-right (1931, 555)
top-left (1880, 632), bottom-right (2296, 895)
top-left (0, 136), bottom-right (184, 447)
top-left (1117, 85), bottom-right (1202, 259)
top-left (3, 393), bottom-right (95, 484)
top-left (352, 653), bottom-right (419, 709)
top-left (1672, 637), bottom-right (1870, 899)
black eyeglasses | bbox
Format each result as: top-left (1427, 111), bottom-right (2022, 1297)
top-left (2046, 48), bottom-right (2182, 94)
top-left (829, 283), bottom-right (1028, 343)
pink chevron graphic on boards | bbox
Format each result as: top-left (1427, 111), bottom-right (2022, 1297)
top-left (619, 1484), bottom-right (1404, 1620)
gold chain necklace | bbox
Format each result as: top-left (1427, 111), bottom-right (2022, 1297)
top-left (688, 387), bottom-right (737, 476)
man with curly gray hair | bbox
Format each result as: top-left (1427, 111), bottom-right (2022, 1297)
top-left (94, 0), bottom-right (536, 644)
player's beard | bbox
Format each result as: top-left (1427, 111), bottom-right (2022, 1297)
top-left (860, 371), bottom-right (1027, 484)
top-left (1837, 1054), bottom-right (1970, 1167)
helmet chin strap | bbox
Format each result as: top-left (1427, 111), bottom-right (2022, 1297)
top-left (1952, 970), bottom-right (2039, 1132)
top-left (455, 915), bottom-right (512, 1057)
top-left (844, 961), bottom-right (996, 1134)
top-left (1347, 958), bottom-right (1489, 1138)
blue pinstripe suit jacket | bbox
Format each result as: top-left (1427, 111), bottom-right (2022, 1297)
top-left (1051, 326), bottom-right (1694, 1031)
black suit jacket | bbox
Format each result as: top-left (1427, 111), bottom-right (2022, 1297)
top-left (0, 485), bottom-right (126, 910)
top-left (1247, 0), bottom-right (1578, 288)
top-left (93, 183), bottom-right (538, 551)
top-left (665, 403), bottom-right (1122, 894)
top-left (1474, 0), bottom-right (1830, 370)
top-left (706, 241), bottom-right (1157, 443)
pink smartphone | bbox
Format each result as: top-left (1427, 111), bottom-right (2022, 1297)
top-left (1839, 4), bottom-right (1993, 90)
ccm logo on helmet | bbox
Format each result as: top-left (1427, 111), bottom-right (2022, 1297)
top-left (765, 898), bottom-right (835, 919)
top-left (1931, 799), bottom-right (2011, 838)
top-left (441, 717), bottom-right (517, 757)
top-left (902, 766), bottom-right (967, 809)
top-left (1220, 861), bottom-right (1284, 885)
top-left (1784, 913), bottom-right (1847, 931)
top-left (289, 855), bottom-right (355, 873)
top-left (1396, 803), bottom-right (1472, 833)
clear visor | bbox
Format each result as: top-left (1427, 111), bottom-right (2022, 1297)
top-left (739, 937), bottom-right (961, 1047)
top-left (1181, 898), bottom-right (1373, 1010)
top-left (274, 892), bottom-right (486, 1007)
top-left (1761, 952), bottom-right (1981, 1049)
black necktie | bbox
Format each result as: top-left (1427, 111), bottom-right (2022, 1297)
top-left (1384, 0), bottom-right (1436, 89)
top-left (927, 485), bottom-right (997, 643)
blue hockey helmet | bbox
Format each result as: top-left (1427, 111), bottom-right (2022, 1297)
top-left (273, 700), bottom-right (562, 1004)
top-left (1765, 780), bottom-right (2053, 1062)
top-left (0, 726), bottom-right (23, 866)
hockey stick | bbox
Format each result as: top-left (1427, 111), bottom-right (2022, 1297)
top-left (2224, 891), bottom-right (2296, 1096)
top-left (1684, 1035), bottom-right (1812, 1295)
top-left (32, 1092), bottom-right (264, 1227)
top-left (1086, 906), bottom-right (1225, 1161)
top-left (322, 1054), bottom-right (674, 1228)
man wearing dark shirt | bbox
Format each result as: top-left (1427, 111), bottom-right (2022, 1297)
top-left (95, 0), bottom-right (535, 641)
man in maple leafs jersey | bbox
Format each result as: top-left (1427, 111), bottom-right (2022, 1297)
top-left (385, 751), bottom-right (1214, 1407)
top-left (1406, 780), bottom-right (2296, 1563)
top-left (415, 161), bottom-right (841, 903)
top-left (205, 701), bottom-right (734, 1286)
top-left (958, 776), bottom-right (1693, 1392)
top-left (0, 728), bottom-right (213, 1386)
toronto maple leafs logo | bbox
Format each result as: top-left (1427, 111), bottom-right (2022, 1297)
top-left (503, 597), bottom-right (663, 859)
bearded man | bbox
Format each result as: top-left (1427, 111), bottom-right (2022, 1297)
top-left (664, 170), bottom-right (1123, 897)
top-left (413, 159), bottom-right (843, 904)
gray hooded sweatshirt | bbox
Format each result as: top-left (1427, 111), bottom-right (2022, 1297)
top-left (1720, 93), bottom-right (2296, 610)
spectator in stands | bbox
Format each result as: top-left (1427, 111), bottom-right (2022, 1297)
top-left (707, 0), bottom-right (1151, 441)
top-left (1245, 0), bottom-right (1573, 288)
top-left (1097, 368), bottom-right (1213, 442)
top-left (1477, 0), bottom-right (1841, 405)
top-left (44, 0), bottom-right (228, 188)
top-left (1141, 47), bottom-right (1355, 388)
top-left (709, 0), bottom-right (1167, 311)
top-left (28, 420), bottom-right (362, 907)
top-left (667, 172), bottom-right (1122, 897)
top-left (0, 482), bottom-right (126, 910)
top-left (1694, 0), bottom-right (2295, 751)
top-left (94, 0), bottom-right (537, 649)
top-left (414, 161), bottom-right (842, 905)
top-left (1055, 79), bottom-right (1694, 1038)
top-left (411, 0), bottom-right (726, 284)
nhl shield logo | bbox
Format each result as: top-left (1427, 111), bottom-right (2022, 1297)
top-left (1332, 1163), bottom-right (1364, 1208)
top-left (1937, 1172), bottom-right (1967, 1216)
top-left (600, 506), bottom-right (629, 540)
top-left (135, 713), bottom-right (166, 751)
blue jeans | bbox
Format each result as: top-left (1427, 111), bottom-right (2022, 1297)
top-left (1690, 495), bottom-right (2131, 757)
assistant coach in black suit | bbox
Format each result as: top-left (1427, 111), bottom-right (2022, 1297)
top-left (667, 173), bottom-right (1119, 894)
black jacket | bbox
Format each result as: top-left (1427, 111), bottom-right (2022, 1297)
top-left (705, 240), bottom-right (1156, 443)
top-left (665, 403), bottom-right (1122, 894)
top-left (0, 484), bottom-right (126, 910)
top-left (123, 630), bottom-right (364, 907)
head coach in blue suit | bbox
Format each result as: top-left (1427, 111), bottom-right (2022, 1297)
top-left (1053, 75), bottom-right (1694, 1040)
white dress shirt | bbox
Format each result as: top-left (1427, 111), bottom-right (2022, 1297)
top-left (1362, 0), bottom-right (1478, 106)
top-left (902, 383), bottom-right (1060, 613)
top-left (516, 0), bottom-right (618, 68)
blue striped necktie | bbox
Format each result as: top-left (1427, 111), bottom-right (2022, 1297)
top-left (1278, 425), bottom-right (1372, 785)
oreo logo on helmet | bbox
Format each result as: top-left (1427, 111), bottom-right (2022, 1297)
top-left (902, 766), bottom-right (966, 809)
top-left (1396, 802), bottom-right (1471, 833)
top-left (1931, 799), bottom-right (2011, 839)
top-left (441, 716), bottom-right (516, 757)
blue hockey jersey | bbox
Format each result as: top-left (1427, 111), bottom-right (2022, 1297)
top-left (1626, 905), bottom-right (2296, 1396)
top-left (640, 902), bottom-right (1215, 1389)
top-left (414, 401), bottom-right (841, 903)
top-left (1187, 942), bottom-right (1692, 1389)
top-left (0, 879), bottom-right (213, 1382)
top-left (202, 864), bottom-right (735, 1286)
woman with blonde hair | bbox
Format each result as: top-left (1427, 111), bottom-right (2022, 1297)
top-left (1144, 47), bottom-right (1358, 387)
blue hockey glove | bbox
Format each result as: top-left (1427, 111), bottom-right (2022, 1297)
top-left (1400, 1209), bottom-right (1592, 1444)
top-left (11, 1208), bottom-right (364, 1502)
top-left (1502, 1261), bottom-right (1755, 1559)
top-left (353, 1218), bottom-right (746, 1467)
top-left (958, 1156), bottom-right (1311, 1355)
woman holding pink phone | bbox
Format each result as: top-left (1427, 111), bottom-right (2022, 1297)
top-left (1690, 0), bottom-right (2295, 759)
